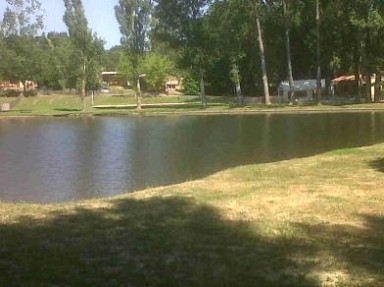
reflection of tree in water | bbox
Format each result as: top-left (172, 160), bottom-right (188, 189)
top-left (0, 197), bottom-right (383, 286)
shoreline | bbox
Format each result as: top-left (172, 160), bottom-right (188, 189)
top-left (1, 143), bottom-right (384, 286)
top-left (2, 104), bottom-right (384, 119)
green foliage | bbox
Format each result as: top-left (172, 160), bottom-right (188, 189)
top-left (117, 51), bottom-right (135, 84)
top-left (24, 89), bottom-right (38, 97)
top-left (0, 0), bottom-right (44, 36)
top-left (182, 73), bottom-right (199, 95)
top-left (42, 32), bottom-right (76, 90)
top-left (63, 0), bottom-right (104, 99)
top-left (139, 53), bottom-right (174, 92)
top-left (1, 35), bottom-right (44, 87)
top-left (0, 89), bottom-right (21, 97)
top-left (115, 0), bottom-right (152, 56)
top-left (103, 46), bottom-right (125, 71)
top-left (154, 0), bottom-right (213, 89)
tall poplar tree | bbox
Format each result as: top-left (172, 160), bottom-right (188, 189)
top-left (115, 0), bottom-right (152, 110)
top-left (249, 1), bottom-right (271, 105)
top-left (63, 0), bottom-right (92, 111)
top-left (315, 0), bottom-right (321, 102)
top-left (283, 0), bottom-right (295, 103)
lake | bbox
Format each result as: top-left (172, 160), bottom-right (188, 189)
top-left (1, 112), bottom-right (384, 203)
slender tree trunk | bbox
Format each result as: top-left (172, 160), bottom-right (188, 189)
top-left (354, 36), bottom-right (362, 103)
top-left (200, 71), bottom-right (207, 107)
top-left (136, 76), bottom-right (142, 110)
top-left (21, 80), bottom-right (27, 97)
top-left (283, 0), bottom-right (295, 103)
top-left (365, 73), bottom-right (372, 103)
top-left (316, 0), bottom-right (322, 103)
top-left (365, 27), bottom-right (372, 103)
top-left (256, 16), bottom-right (271, 105)
top-left (235, 79), bottom-right (242, 104)
top-left (375, 73), bottom-right (381, 102)
top-left (232, 62), bottom-right (243, 104)
top-left (374, 72), bottom-right (381, 103)
top-left (91, 90), bottom-right (94, 106)
top-left (81, 57), bottom-right (86, 111)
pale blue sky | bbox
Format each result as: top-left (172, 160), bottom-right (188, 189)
top-left (0, 0), bottom-right (121, 49)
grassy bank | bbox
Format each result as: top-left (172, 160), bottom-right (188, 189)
top-left (2, 94), bottom-right (384, 117)
top-left (1, 143), bottom-right (384, 286)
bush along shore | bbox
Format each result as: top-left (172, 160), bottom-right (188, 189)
top-left (1, 143), bottom-right (384, 286)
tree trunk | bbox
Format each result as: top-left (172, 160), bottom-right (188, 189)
top-left (232, 62), bottom-right (243, 104)
top-left (365, 73), bottom-right (372, 103)
top-left (256, 16), bottom-right (271, 105)
top-left (200, 71), bottom-right (207, 107)
top-left (235, 80), bottom-right (242, 105)
top-left (81, 59), bottom-right (86, 111)
top-left (283, 0), bottom-right (295, 103)
top-left (91, 90), bottom-right (95, 106)
top-left (21, 80), bottom-right (27, 97)
top-left (136, 76), bottom-right (142, 110)
top-left (316, 0), bottom-right (322, 103)
top-left (365, 27), bottom-right (372, 103)
top-left (375, 73), bottom-right (382, 102)
top-left (354, 38), bottom-right (362, 103)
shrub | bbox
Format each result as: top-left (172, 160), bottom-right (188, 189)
top-left (182, 74), bottom-right (199, 95)
top-left (139, 53), bottom-right (175, 92)
top-left (1, 90), bottom-right (21, 97)
top-left (24, 90), bottom-right (38, 97)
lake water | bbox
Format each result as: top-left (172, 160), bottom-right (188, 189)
top-left (1, 112), bottom-right (384, 203)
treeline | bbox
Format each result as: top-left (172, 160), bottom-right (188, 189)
top-left (1, 0), bottom-right (384, 107)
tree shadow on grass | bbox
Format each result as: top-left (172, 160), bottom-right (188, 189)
top-left (1, 197), bottom-right (384, 286)
top-left (368, 157), bottom-right (384, 173)
top-left (295, 214), bottom-right (384, 285)
top-left (53, 108), bottom-right (82, 112)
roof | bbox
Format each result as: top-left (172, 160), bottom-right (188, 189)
top-left (332, 75), bottom-right (366, 84)
top-left (101, 71), bottom-right (118, 75)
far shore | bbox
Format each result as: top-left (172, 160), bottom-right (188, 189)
top-left (1, 94), bottom-right (384, 118)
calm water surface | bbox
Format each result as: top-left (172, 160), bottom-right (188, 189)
top-left (1, 113), bottom-right (384, 203)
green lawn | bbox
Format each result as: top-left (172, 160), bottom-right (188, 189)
top-left (1, 143), bottom-right (384, 286)
top-left (2, 93), bottom-right (384, 117)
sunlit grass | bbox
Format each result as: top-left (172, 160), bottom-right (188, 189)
top-left (2, 94), bottom-right (384, 117)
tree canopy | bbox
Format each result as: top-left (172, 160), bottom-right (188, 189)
top-left (1, 0), bottom-right (384, 104)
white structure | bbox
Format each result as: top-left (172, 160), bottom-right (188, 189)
top-left (278, 79), bottom-right (325, 102)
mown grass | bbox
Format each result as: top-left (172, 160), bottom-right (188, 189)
top-left (2, 93), bottom-right (384, 117)
top-left (1, 143), bottom-right (384, 286)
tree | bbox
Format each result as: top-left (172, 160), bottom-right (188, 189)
top-left (63, 0), bottom-right (94, 111)
top-left (315, 0), bottom-right (321, 102)
top-left (42, 32), bottom-right (77, 90)
top-left (0, 0), bottom-right (44, 37)
top-left (115, 0), bottom-right (153, 110)
top-left (0, 0), bottom-right (44, 95)
top-left (249, 1), bottom-right (271, 105)
top-left (154, 0), bottom-right (212, 106)
top-left (139, 52), bottom-right (174, 93)
top-left (207, 0), bottom-right (247, 102)
top-left (1, 35), bottom-right (44, 94)
top-left (283, 0), bottom-right (295, 103)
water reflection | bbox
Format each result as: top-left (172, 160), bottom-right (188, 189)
top-left (1, 113), bottom-right (384, 203)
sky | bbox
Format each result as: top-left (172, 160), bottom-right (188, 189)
top-left (0, 0), bottom-right (121, 49)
